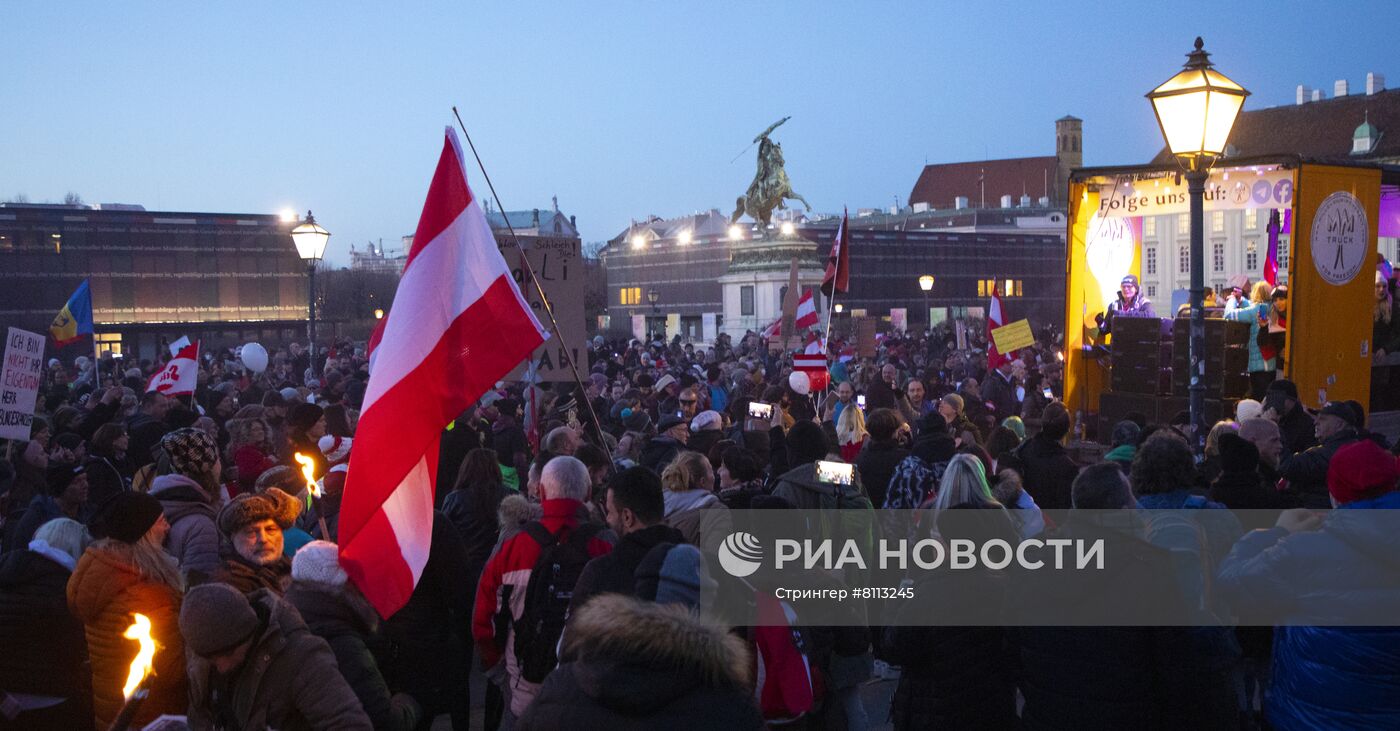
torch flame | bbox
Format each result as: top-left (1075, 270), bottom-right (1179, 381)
top-left (294, 452), bottom-right (321, 498)
top-left (122, 613), bottom-right (157, 700)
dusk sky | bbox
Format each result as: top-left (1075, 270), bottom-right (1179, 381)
top-left (5, 2), bottom-right (1397, 264)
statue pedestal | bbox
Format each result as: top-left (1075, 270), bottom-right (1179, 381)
top-left (718, 233), bottom-right (825, 341)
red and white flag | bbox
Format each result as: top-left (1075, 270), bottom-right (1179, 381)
top-left (794, 289), bottom-right (818, 330)
top-left (794, 340), bottom-right (830, 392)
top-left (986, 283), bottom-right (1010, 369)
top-left (147, 341), bottom-right (200, 395)
top-left (820, 208), bottom-right (850, 297)
top-left (340, 128), bottom-right (549, 617)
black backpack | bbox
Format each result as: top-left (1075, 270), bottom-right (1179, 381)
top-left (513, 521), bottom-right (601, 683)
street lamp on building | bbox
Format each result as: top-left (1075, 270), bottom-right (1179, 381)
top-left (918, 274), bottom-right (935, 326)
top-left (1147, 37), bottom-right (1248, 453)
top-left (374, 308), bottom-right (384, 320)
top-left (646, 287), bottom-right (659, 312)
top-left (834, 303), bottom-right (843, 314)
top-left (290, 210), bottom-right (331, 376)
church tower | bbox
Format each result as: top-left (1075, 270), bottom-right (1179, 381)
top-left (1055, 115), bottom-right (1082, 203)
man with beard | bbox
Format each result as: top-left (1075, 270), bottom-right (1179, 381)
top-left (215, 487), bottom-right (302, 595)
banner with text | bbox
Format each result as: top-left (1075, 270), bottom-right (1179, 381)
top-left (0, 328), bottom-right (45, 441)
top-left (1096, 167), bottom-right (1294, 218)
top-left (501, 236), bottom-right (585, 383)
top-left (991, 318), bottom-right (1036, 354)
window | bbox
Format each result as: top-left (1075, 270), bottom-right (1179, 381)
top-left (1015, 279), bottom-right (1023, 297)
top-left (1245, 209), bottom-right (1258, 230)
top-left (619, 287), bottom-right (641, 306)
top-left (1144, 217), bottom-right (1156, 238)
top-left (740, 285), bottom-right (754, 316)
top-left (1245, 240), bottom-right (1258, 270)
top-left (1214, 280), bottom-right (1226, 295)
top-left (1146, 246), bottom-right (1157, 275)
top-left (94, 332), bottom-right (123, 357)
top-left (1177, 213), bottom-right (1189, 232)
top-left (1278, 238), bottom-right (1289, 268)
top-left (978, 279), bottom-right (988, 297)
top-left (1212, 241), bottom-right (1224, 272)
top-left (1147, 285), bottom-right (1157, 298)
top-left (1178, 245), bottom-right (1190, 274)
top-left (1004, 278), bottom-right (1014, 297)
top-left (1211, 211), bottom-right (1224, 233)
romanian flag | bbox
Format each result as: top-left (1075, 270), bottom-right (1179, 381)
top-left (49, 279), bottom-right (94, 346)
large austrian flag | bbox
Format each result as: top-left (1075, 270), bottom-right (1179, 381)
top-left (146, 340), bottom-right (200, 395)
top-left (340, 128), bottom-right (549, 617)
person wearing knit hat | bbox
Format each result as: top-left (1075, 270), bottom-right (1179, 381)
top-left (182, 584), bottom-right (373, 729)
top-left (1219, 441), bottom-right (1400, 730)
top-left (633, 542), bottom-right (715, 610)
top-left (217, 487), bottom-right (301, 595)
top-left (284, 542), bottom-right (424, 730)
top-left (319, 434), bottom-right (353, 466)
top-left (88, 490), bottom-right (165, 543)
top-left (287, 402), bottom-right (328, 478)
top-left (161, 427), bottom-right (219, 479)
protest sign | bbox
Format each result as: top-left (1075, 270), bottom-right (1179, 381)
top-left (501, 235), bottom-right (585, 383)
top-left (991, 318), bottom-right (1035, 354)
top-left (889, 308), bottom-right (907, 333)
top-left (0, 328), bottom-right (45, 441)
top-left (856, 317), bottom-right (878, 358)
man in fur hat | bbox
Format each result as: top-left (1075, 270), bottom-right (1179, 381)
top-left (216, 487), bottom-right (301, 595)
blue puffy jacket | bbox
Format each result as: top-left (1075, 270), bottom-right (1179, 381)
top-left (1217, 491), bottom-right (1400, 730)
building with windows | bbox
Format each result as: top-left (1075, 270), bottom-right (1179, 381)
top-left (1139, 72), bottom-right (1400, 303)
top-left (0, 203), bottom-right (308, 361)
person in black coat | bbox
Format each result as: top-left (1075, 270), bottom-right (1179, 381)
top-left (380, 510), bottom-right (474, 730)
top-left (569, 467), bottom-right (684, 613)
top-left (0, 517), bottom-right (93, 730)
top-left (854, 408), bottom-right (910, 510)
top-left (1209, 433), bottom-right (1297, 531)
top-left (1001, 402), bottom-right (1079, 510)
top-left (1011, 465), bottom-right (1239, 731)
top-left (518, 593), bottom-right (763, 731)
top-left (285, 542), bottom-right (421, 731)
top-left (883, 505), bottom-right (1018, 731)
top-left (1262, 380), bottom-right (1316, 458)
top-left (441, 448), bottom-right (512, 605)
top-left (1278, 402), bottom-right (1361, 508)
top-left (980, 362), bottom-right (1020, 424)
top-left (435, 405), bottom-right (487, 507)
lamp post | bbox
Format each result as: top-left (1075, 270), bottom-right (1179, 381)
top-left (918, 274), bottom-right (935, 327)
top-left (646, 287), bottom-right (659, 312)
top-left (1147, 37), bottom-right (1248, 454)
top-left (290, 211), bottom-right (331, 377)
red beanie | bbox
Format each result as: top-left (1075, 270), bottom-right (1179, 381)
top-left (1327, 440), bottom-right (1400, 506)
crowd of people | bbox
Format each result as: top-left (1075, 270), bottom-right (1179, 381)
top-left (0, 321), bottom-right (1398, 730)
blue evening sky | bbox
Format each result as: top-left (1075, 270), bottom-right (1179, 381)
top-left (3, 2), bottom-right (1396, 264)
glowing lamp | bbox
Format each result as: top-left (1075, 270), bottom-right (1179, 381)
top-left (1146, 37), bottom-right (1249, 170)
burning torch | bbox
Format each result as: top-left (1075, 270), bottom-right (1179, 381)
top-left (294, 452), bottom-right (330, 540)
top-left (108, 613), bottom-right (157, 731)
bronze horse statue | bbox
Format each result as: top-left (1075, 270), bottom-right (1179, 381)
top-left (731, 117), bottom-right (811, 228)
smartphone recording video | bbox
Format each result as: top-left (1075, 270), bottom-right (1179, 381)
top-left (748, 401), bottom-right (773, 420)
top-left (816, 460), bottom-right (854, 486)
top-left (857, 394), bottom-right (866, 408)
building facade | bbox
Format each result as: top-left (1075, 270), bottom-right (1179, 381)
top-left (0, 203), bottom-right (307, 361)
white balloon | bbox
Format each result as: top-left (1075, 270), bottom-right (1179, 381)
top-left (788, 370), bottom-right (811, 396)
top-left (240, 342), bottom-right (269, 373)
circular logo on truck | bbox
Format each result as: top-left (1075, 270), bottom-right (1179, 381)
top-left (1310, 191), bottom-right (1368, 286)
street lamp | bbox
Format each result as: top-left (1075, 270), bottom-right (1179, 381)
top-left (834, 303), bottom-right (843, 314)
top-left (290, 210), bottom-right (331, 376)
top-left (1147, 37), bottom-right (1248, 453)
top-left (918, 274), bottom-right (935, 326)
top-left (374, 308), bottom-right (385, 320)
top-left (646, 287), bottom-right (659, 312)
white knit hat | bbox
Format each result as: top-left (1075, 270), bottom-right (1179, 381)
top-left (319, 435), bottom-right (353, 465)
top-left (291, 540), bottom-right (347, 586)
top-left (691, 410), bottom-right (722, 432)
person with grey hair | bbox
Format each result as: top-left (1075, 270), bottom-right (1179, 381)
top-left (0, 518), bottom-right (93, 728)
top-left (473, 455), bottom-right (614, 721)
top-left (543, 426), bottom-right (582, 458)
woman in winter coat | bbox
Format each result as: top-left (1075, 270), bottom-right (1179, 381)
top-left (85, 423), bottom-right (132, 510)
top-left (1226, 281), bottom-right (1279, 400)
top-left (284, 542), bottom-right (421, 731)
top-left (0, 518), bottom-right (93, 730)
top-left (148, 428), bottom-right (223, 580)
top-left (442, 448), bottom-right (511, 606)
top-left (67, 492), bottom-right (187, 730)
top-left (836, 401), bottom-right (868, 463)
top-left (227, 416), bottom-right (278, 497)
top-left (661, 450), bottom-right (733, 554)
top-left (519, 593), bottom-right (764, 730)
top-left (854, 408), bottom-right (909, 509)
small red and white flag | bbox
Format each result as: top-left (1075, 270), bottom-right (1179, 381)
top-left (147, 341), bottom-right (200, 395)
top-left (820, 208), bottom-right (850, 297)
top-left (794, 289), bottom-right (818, 330)
top-left (986, 282), bottom-right (1010, 369)
top-left (794, 345), bottom-right (830, 393)
top-left (340, 128), bottom-right (549, 618)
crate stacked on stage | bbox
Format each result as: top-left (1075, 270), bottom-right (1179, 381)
top-left (1099, 317), bottom-right (1173, 442)
top-left (1163, 317), bottom-right (1249, 426)
top-left (1109, 317), bottom-right (1174, 396)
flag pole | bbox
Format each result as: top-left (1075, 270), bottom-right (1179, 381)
top-left (820, 210), bottom-right (844, 372)
top-left (452, 108), bottom-right (612, 463)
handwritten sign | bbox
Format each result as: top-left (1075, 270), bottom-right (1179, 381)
top-left (0, 328), bottom-right (45, 441)
top-left (499, 235), bottom-right (585, 383)
top-left (991, 318), bottom-right (1035, 354)
top-left (856, 317), bottom-right (878, 358)
top-left (889, 308), bottom-right (907, 334)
